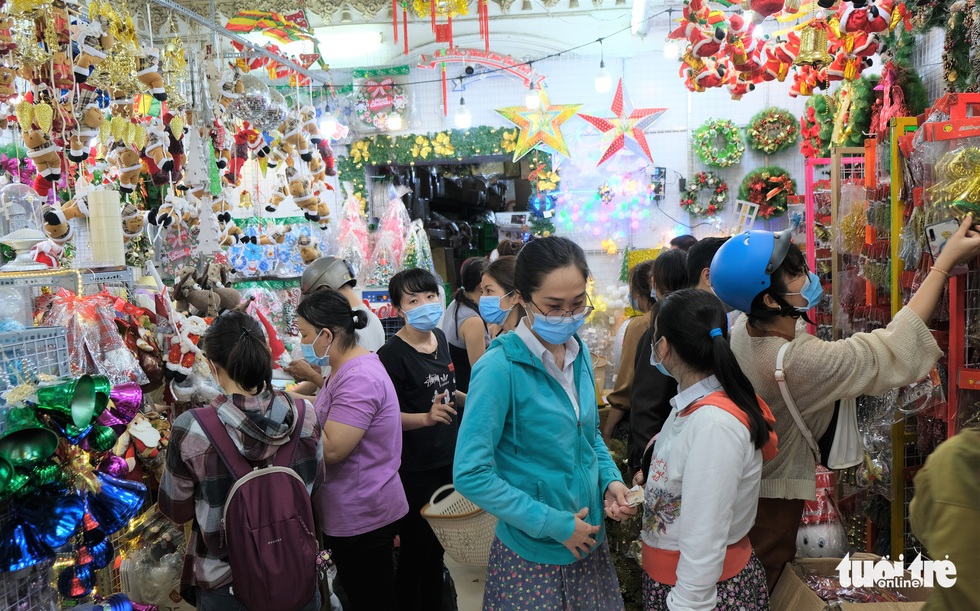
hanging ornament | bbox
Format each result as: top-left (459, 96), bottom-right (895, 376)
top-left (496, 89), bottom-right (582, 161)
top-left (577, 79), bottom-right (667, 166)
top-left (796, 20), bottom-right (834, 68)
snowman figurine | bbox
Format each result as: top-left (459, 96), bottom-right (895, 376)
top-left (796, 466), bottom-right (848, 558)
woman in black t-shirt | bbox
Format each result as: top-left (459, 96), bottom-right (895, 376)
top-left (378, 268), bottom-right (466, 611)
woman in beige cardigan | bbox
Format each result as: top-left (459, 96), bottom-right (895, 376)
top-left (708, 215), bottom-right (980, 591)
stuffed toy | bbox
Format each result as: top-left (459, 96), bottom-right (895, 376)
top-left (849, 31), bottom-right (881, 57)
top-left (728, 75), bottom-right (756, 100)
top-left (297, 234), bottom-right (321, 265)
top-left (72, 15), bottom-right (113, 84)
top-left (219, 222), bottom-right (244, 247)
top-left (217, 66), bottom-right (244, 110)
top-left (0, 17), bottom-right (16, 55)
top-left (136, 46), bottom-right (167, 101)
top-left (24, 129), bottom-right (63, 190)
top-left (31, 239), bottom-right (65, 267)
top-left (280, 112), bottom-right (312, 162)
top-left (258, 224), bottom-right (290, 246)
top-left (106, 142), bottom-right (142, 194)
top-left (121, 203), bottom-right (146, 242)
top-left (266, 142), bottom-right (288, 170)
top-left (165, 313), bottom-right (207, 382)
top-left (112, 411), bottom-right (170, 484)
top-left (67, 89), bottom-right (104, 163)
top-left (315, 202), bottom-right (331, 230)
top-left (264, 175), bottom-right (289, 213)
top-left (286, 166), bottom-right (320, 220)
top-left (301, 105), bottom-right (322, 145)
top-left (0, 66), bottom-right (16, 101)
top-left (212, 195), bottom-right (233, 224)
top-left (142, 117), bottom-right (174, 174)
top-left (147, 193), bottom-right (181, 228)
top-left (796, 468), bottom-right (848, 558)
top-left (41, 203), bottom-right (75, 244)
top-left (318, 140), bottom-right (337, 176)
top-left (309, 152), bottom-right (327, 183)
top-left (774, 32), bottom-right (802, 66)
top-left (750, 0), bottom-right (785, 18)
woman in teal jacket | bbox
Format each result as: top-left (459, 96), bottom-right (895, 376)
top-left (454, 236), bottom-right (636, 610)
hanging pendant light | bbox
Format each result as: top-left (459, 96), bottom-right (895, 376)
top-left (525, 81), bottom-right (540, 109)
top-left (595, 39), bottom-right (612, 93)
top-left (455, 97), bottom-right (472, 129)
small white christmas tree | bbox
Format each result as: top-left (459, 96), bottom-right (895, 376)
top-left (197, 201), bottom-right (222, 256)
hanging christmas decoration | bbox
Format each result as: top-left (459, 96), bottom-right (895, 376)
top-left (692, 119), bottom-right (745, 168)
top-left (681, 171), bottom-right (729, 218)
top-left (496, 89), bottom-right (582, 161)
top-left (577, 79), bottom-right (667, 166)
top-left (746, 107), bottom-right (799, 154)
top-left (738, 166), bottom-right (796, 219)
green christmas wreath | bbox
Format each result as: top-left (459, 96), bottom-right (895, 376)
top-left (746, 108), bottom-right (799, 155)
top-left (738, 166), bottom-right (796, 219)
top-left (681, 171), bottom-right (729, 218)
top-left (693, 119), bottom-right (745, 168)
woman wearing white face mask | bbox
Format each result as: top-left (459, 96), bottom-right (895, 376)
top-left (296, 289), bottom-right (407, 611)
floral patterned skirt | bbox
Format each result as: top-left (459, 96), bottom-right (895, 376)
top-left (483, 537), bottom-right (625, 611)
top-left (642, 551), bottom-right (770, 611)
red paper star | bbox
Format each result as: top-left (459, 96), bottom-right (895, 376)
top-left (578, 79), bottom-right (667, 166)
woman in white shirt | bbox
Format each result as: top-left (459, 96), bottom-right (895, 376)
top-left (637, 289), bottom-right (778, 611)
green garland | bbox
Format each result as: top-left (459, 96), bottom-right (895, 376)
top-left (832, 75), bottom-right (881, 148)
top-left (800, 95), bottom-right (837, 159)
top-left (738, 166), bottom-right (795, 219)
top-left (746, 108), bottom-right (798, 155)
top-left (943, 5), bottom-right (973, 92)
top-left (337, 126), bottom-right (559, 212)
top-left (692, 119), bottom-right (745, 168)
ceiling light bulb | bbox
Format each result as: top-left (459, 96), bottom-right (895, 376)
top-left (319, 113), bottom-right (338, 138)
top-left (663, 41), bottom-right (680, 60)
top-left (454, 98), bottom-right (472, 129)
top-left (595, 60), bottom-right (612, 93)
top-left (525, 86), bottom-right (540, 109)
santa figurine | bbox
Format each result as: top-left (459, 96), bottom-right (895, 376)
top-left (797, 467), bottom-right (848, 558)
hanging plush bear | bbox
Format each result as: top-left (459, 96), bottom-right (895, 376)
top-left (147, 193), bottom-right (181, 229)
top-left (264, 175), bottom-right (289, 213)
top-left (258, 224), bottom-right (290, 246)
top-left (286, 166), bottom-right (320, 221)
top-left (297, 234), bottom-right (321, 264)
top-left (67, 88), bottom-right (103, 163)
top-left (142, 117), bottom-right (174, 175)
top-left (300, 105), bottom-right (322, 146)
top-left (121, 203), bottom-right (147, 242)
top-left (0, 17), bottom-right (16, 55)
top-left (41, 203), bottom-right (77, 243)
top-left (217, 66), bottom-right (244, 111)
top-left (136, 46), bottom-right (167, 102)
top-left (106, 142), bottom-right (142, 194)
top-left (0, 66), bottom-right (16, 101)
top-left (72, 15), bottom-right (113, 84)
top-left (24, 129), bottom-right (63, 195)
top-left (280, 111), bottom-right (312, 162)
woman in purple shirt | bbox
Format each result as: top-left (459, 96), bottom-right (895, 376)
top-left (297, 289), bottom-right (409, 611)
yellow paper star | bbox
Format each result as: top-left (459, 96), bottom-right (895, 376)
top-left (496, 89), bottom-right (582, 161)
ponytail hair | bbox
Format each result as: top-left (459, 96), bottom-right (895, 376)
top-left (202, 310), bottom-right (273, 395)
top-left (455, 257), bottom-right (488, 330)
top-left (656, 289), bottom-right (771, 451)
top-left (297, 289), bottom-right (365, 351)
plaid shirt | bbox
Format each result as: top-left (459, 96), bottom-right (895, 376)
top-left (159, 391), bottom-right (324, 591)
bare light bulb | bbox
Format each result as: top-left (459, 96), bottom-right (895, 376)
top-left (595, 60), bottom-right (612, 93)
top-left (525, 86), bottom-right (540, 109)
top-left (387, 114), bottom-right (403, 130)
top-left (454, 98), bottom-right (472, 129)
top-left (663, 41), bottom-right (680, 60)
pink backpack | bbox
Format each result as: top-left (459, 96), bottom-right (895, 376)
top-left (193, 400), bottom-right (318, 611)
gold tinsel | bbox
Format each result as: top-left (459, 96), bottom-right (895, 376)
top-left (98, 119), bottom-right (112, 144)
top-left (33, 102), bottom-right (52, 132)
top-left (412, 0), bottom-right (469, 19)
top-left (110, 116), bottom-right (128, 140)
top-left (169, 116), bottom-right (184, 140)
top-left (132, 124), bottom-right (146, 149)
top-left (15, 100), bottom-right (33, 132)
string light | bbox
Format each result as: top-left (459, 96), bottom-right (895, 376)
top-left (454, 97), bottom-right (471, 129)
top-left (595, 39), bottom-right (612, 93)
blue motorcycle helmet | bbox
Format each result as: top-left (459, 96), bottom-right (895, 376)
top-left (709, 230), bottom-right (794, 314)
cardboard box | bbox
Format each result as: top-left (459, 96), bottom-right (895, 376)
top-left (771, 557), bottom-right (932, 611)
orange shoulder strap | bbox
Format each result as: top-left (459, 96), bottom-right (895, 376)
top-left (679, 391), bottom-right (779, 461)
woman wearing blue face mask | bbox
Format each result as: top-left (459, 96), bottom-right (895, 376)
top-left (377, 268), bottom-right (464, 611)
top-left (296, 289), bottom-right (407, 611)
top-left (710, 220), bottom-right (980, 592)
top-left (479, 255), bottom-right (525, 336)
top-left (454, 236), bottom-right (635, 610)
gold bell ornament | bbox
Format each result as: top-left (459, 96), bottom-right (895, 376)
top-left (239, 190), bottom-right (253, 209)
top-left (796, 21), bottom-right (833, 68)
